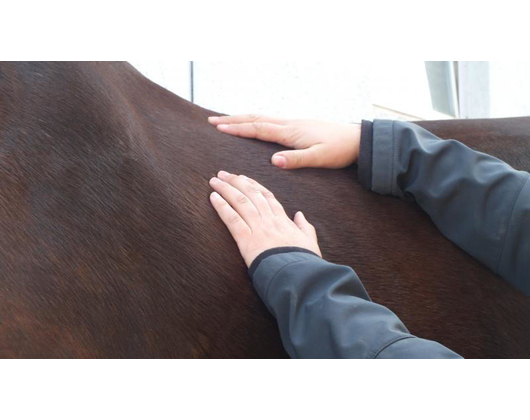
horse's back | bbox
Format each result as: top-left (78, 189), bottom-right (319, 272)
top-left (0, 62), bottom-right (528, 358)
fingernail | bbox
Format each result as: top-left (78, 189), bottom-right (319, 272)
top-left (211, 192), bottom-right (221, 200)
top-left (218, 171), bottom-right (230, 179)
top-left (217, 124), bottom-right (230, 131)
top-left (210, 177), bottom-right (220, 185)
top-left (272, 155), bottom-right (287, 168)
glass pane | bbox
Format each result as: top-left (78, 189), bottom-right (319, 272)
top-left (425, 61), bottom-right (458, 117)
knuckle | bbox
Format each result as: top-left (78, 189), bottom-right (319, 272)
top-left (292, 152), bottom-right (303, 166)
top-left (228, 214), bottom-right (242, 225)
top-left (252, 122), bottom-right (264, 132)
top-left (238, 177), bottom-right (256, 189)
top-left (243, 183), bottom-right (260, 193)
top-left (248, 114), bottom-right (261, 122)
top-left (286, 126), bottom-right (301, 144)
top-left (236, 194), bottom-right (250, 205)
top-left (262, 190), bottom-right (275, 199)
top-left (245, 186), bottom-right (260, 196)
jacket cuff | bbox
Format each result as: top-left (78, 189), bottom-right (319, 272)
top-left (358, 120), bottom-right (374, 190)
top-left (250, 251), bottom-right (324, 308)
top-left (248, 247), bottom-right (321, 278)
top-left (370, 119), bottom-right (396, 196)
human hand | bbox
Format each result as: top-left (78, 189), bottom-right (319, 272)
top-left (209, 171), bottom-right (322, 268)
top-left (208, 114), bottom-right (361, 170)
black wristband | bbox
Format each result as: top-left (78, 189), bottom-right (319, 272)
top-left (248, 247), bottom-right (322, 278)
top-left (358, 120), bottom-right (374, 191)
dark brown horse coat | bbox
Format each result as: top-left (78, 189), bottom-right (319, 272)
top-left (0, 62), bottom-right (529, 358)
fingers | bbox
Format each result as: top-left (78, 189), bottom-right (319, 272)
top-left (211, 170), bottom-right (296, 223)
top-left (294, 211), bottom-right (318, 242)
top-left (219, 171), bottom-right (287, 217)
top-left (208, 114), bottom-right (289, 126)
top-left (272, 146), bottom-right (323, 169)
top-left (210, 192), bottom-right (251, 243)
top-left (209, 177), bottom-right (260, 228)
top-left (215, 122), bottom-right (294, 146)
top-left (209, 114), bottom-right (295, 147)
top-left (210, 172), bottom-right (319, 259)
top-left (242, 176), bottom-right (287, 217)
top-left (217, 171), bottom-right (273, 218)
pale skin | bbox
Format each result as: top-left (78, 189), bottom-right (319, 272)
top-left (208, 114), bottom-right (362, 267)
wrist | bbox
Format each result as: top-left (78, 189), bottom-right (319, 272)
top-left (248, 247), bottom-right (322, 278)
top-left (345, 123), bottom-right (361, 164)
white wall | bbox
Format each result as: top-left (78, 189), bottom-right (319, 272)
top-left (489, 61), bottom-right (530, 118)
top-left (192, 61), bottom-right (373, 123)
top-left (129, 61), bottom-right (435, 122)
top-left (192, 61), bottom-right (449, 122)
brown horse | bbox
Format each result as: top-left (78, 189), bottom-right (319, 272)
top-left (0, 62), bottom-right (528, 358)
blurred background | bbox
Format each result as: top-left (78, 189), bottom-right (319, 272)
top-left (129, 61), bottom-right (530, 123)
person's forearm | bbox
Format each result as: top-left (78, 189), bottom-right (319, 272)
top-left (358, 120), bottom-right (530, 295)
top-left (251, 250), bottom-right (461, 359)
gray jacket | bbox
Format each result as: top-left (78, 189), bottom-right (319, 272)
top-left (249, 119), bottom-right (530, 359)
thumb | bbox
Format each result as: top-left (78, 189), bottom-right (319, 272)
top-left (294, 211), bottom-right (318, 242)
top-left (272, 147), bottom-right (320, 169)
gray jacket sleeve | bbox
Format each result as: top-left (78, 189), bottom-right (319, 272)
top-left (359, 120), bottom-right (530, 295)
top-left (249, 118), bottom-right (529, 359)
top-left (248, 119), bottom-right (528, 358)
top-left (249, 248), bottom-right (461, 359)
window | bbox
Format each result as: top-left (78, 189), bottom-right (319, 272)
top-left (425, 61), bottom-right (459, 117)
top-left (371, 60), bottom-right (455, 121)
